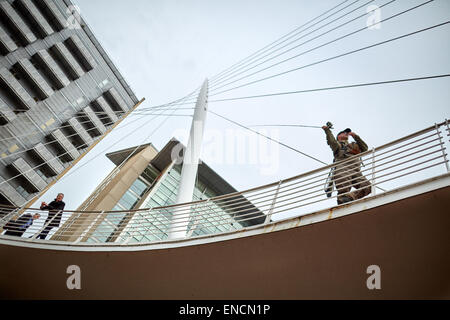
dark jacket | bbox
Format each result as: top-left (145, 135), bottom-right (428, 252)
top-left (324, 127), bottom-right (368, 161)
top-left (40, 200), bottom-right (65, 227)
top-left (3, 213), bottom-right (34, 237)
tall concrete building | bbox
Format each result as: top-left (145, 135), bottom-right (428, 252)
top-left (53, 139), bottom-right (266, 243)
top-left (0, 0), bottom-right (140, 210)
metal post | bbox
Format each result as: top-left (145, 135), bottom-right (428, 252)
top-left (0, 208), bottom-right (19, 229)
top-left (265, 180), bottom-right (282, 224)
top-left (31, 210), bottom-right (61, 240)
top-left (445, 119), bottom-right (450, 142)
top-left (23, 98), bottom-right (146, 210)
top-left (123, 208), bottom-right (153, 244)
top-left (168, 79), bottom-right (209, 239)
top-left (73, 210), bottom-right (104, 243)
top-left (185, 204), bottom-right (202, 238)
top-left (435, 123), bottom-right (450, 172)
top-left (55, 208), bottom-right (84, 239)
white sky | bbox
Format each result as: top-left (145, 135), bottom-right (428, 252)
top-left (33, 0), bottom-right (450, 216)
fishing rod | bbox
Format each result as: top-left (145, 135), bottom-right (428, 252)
top-left (249, 121), bottom-right (333, 129)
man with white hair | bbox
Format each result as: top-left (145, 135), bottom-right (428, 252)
top-left (37, 193), bottom-right (65, 240)
top-left (322, 126), bottom-right (371, 204)
top-left (3, 212), bottom-right (41, 237)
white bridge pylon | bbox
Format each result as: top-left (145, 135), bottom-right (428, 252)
top-left (168, 79), bottom-right (209, 239)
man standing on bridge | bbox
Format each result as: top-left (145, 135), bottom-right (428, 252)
top-left (322, 125), bottom-right (371, 204)
top-left (3, 212), bottom-right (41, 237)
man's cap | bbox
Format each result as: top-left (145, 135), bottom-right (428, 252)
top-left (337, 128), bottom-right (351, 138)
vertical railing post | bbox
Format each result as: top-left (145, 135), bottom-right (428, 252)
top-left (56, 209), bottom-right (83, 239)
top-left (265, 180), bottom-right (282, 224)
top-left (0, 208), bottom-right (19, 229)
top-left (371, 147), bottom-right (377, 195)
top-left (445, 119), bottom-right (450, 140)
top-left (435, 123), bottom-right (449, 172)
top-left (73, 210), bottom-right (104, 243)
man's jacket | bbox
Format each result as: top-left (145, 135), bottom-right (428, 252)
top-left (323, 127), bottom-right (368, 162)
top-left (323, 127), bottom-right (369, 197)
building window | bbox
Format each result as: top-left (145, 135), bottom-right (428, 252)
top-left (120, 163), bottom-right (241, 243)
top-left (15, 185), bottom-right (29, 198)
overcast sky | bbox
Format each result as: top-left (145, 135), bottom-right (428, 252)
top-left (34, 0), bottom-right (450, 216)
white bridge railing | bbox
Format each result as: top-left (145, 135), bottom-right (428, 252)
top-left (1, 120), bottom-right (449, 245)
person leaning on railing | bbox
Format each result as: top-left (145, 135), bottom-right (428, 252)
top-left (37, 193), bottom-right (66, 240)
top-left (3, 212), bottom-right (41, 237)
top-left (322, 125), bottom-right (371, 204)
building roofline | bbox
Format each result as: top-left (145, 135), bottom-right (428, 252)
top-left (105, 143), bottom-right (158, 166)
top-left (62, 0), bottom-right (140, 104)
top-left (105, 138), bottom-right (266, 226)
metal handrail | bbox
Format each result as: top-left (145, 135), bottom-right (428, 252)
top-left (1, 121), bottom-right (449, 244)
top-left (2, 153), bottom-right (446, 238)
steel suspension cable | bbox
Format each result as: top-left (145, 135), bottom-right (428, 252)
top-left (208, 109), bottom-right (327, 165)
top-left (209, 0), bottom-right (353, 83)
top-left (208, 73), bottom-right (450, 103)
top-left (0, 104), bottom-right (194, 144)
